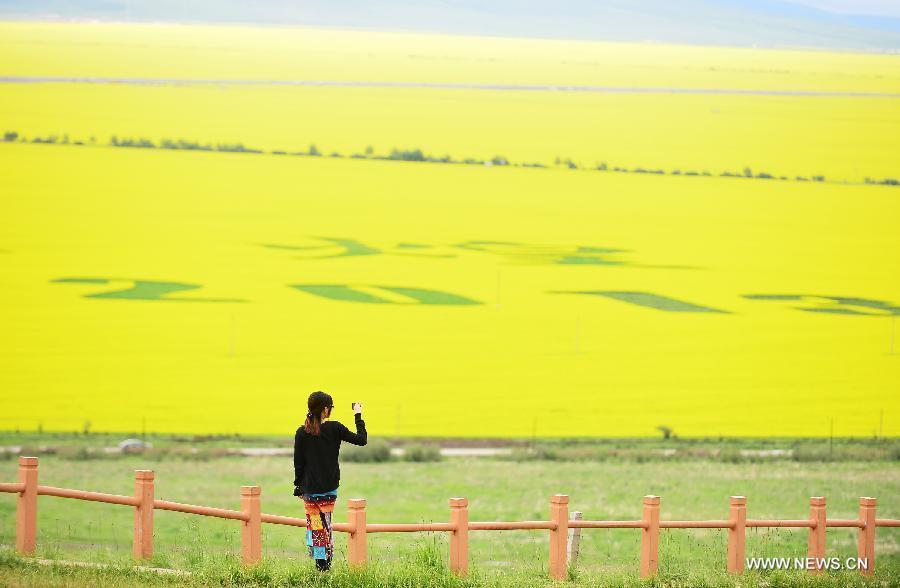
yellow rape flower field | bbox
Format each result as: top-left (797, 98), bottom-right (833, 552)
top-left (0, 22), bottom-right (898, 437)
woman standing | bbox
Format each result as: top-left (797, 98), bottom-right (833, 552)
top-left (293, 391), bottom-right (367, 571)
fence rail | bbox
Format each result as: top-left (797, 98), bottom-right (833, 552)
top-left (2, 456), bottom-right (898, 579)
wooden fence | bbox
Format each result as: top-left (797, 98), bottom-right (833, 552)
top-left (1, 457), bottom-right (898, 579)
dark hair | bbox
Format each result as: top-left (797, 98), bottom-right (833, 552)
top-left (304, 391), bottom-right (333, 436)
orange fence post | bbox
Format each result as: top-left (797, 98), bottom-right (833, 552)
top-left (347, 499), bottom-right (367, 567)
top-left (15, 456), bottom-right (38, 556)
top-left (240, 486), bottom-right (262, 565)
top-left (133, 470), bottom-right (154, 560)
top-left (548, 494), bottom-right (569, 580)
top-left (639, 495), bottom-right (660, 578)
top-left (807, 496), bottom-right (826, 573)
top-left (449, 498), bottom-right (469, 576)
top-left (858, 497), bottom-right (876, 576)
top-left (727, 496), bottom-right (746, 574)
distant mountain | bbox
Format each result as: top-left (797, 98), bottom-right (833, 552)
top-left (2, 0), bottom-right (899, 51)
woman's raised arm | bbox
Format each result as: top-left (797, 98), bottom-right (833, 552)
top-left (339, 411), bottom-right (367, 446)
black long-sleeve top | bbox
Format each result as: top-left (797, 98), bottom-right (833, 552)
top-left (293, 414), bottom-right (367, 495)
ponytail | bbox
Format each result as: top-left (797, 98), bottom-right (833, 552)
top-left (304, 391), bottom-right (333, 436)
top-left (304, 410), bottom-right (321, 436)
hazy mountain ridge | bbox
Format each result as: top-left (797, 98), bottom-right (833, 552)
top-left (1, 0), bottom-right (899, 50)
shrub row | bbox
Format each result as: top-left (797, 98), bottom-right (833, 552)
top-left (503, 443), bottom-right (900, 463)
top-left (7, 129), bottom-right (898, 187)
top-left (342, 440), bottom-right (442, 463)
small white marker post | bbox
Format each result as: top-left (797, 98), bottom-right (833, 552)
top-left (568, 511), bottom-right (583, 564)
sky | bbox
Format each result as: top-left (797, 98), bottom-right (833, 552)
top-left (1, 0), bottom-right (898, 50)
top-left (790, 0), bottom-right (900, 17)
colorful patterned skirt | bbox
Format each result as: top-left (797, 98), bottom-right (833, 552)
top-left (302, 491), bottom-right (337, 561)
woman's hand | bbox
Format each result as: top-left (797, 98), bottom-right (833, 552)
top-left (352, 402), bottom-right (363, 415)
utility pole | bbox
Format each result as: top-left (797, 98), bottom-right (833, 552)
top-left (891, 316), bottom-right (896, 355)
top-left (575, 314), bottom-right (581, 354)
top-left (829, 418), bottom-right (834, 458)
top-left (229, 313), bottom-right (236, 357)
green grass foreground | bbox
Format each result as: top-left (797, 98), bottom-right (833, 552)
top-left (0, 437), bottom-right (897, 585)
top-left (1, 549), bottom-right (898, 588)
